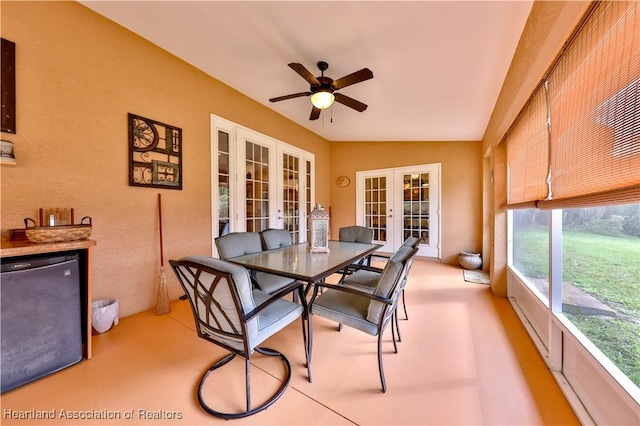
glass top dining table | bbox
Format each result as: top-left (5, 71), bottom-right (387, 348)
top-left (226, 240), bottom-right (382, 285)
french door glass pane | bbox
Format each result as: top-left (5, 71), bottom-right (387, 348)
top-left (246, 141), bottom-right (269, 232)
top-left (282, 153), bottom-right (300, 243)
top-left (364, 177), bottom-right (387, 242)
top-left (217, 130), bottom-right (230, 236)
top-left (402, 173), bottom-right (429, 244)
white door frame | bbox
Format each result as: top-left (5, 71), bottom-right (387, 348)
top-left (210, 115), bottom-right (314, 255)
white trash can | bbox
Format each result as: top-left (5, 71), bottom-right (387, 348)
top-left (92, 299), bottom-right (119, 334)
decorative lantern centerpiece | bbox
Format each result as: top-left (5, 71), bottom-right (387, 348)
top-left (309, 204), bottom-right (330, 253)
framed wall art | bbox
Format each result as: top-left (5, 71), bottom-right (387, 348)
top-left (1, 38), bottom-right (16, 134)
top-left (128, 113), bottom-right (182, 190)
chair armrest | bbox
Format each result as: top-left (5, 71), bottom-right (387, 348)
top-left (242, 281), bottom-right (306, 322)
top-left (337, 263), bottom-right (384, 284)
top-left (312, 282), bottom-right (393, 305)
top-left (373, 252), bottom-right (392, 259)
top-left (343, 264), bottom-right (384, 274)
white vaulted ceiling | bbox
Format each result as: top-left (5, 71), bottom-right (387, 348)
top-left (79, 1), bottom-right (533, 142)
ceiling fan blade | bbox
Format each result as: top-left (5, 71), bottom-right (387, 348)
top-left (332, 68), bottom-right (373, 90)
top-left (334, 93), bottom-right (368, 112)
top-left (288, 63), bottom-right (320, 86)
top-left (269, 92), bottom-right (311, 102)
top-left (310, 106), bottom-right (321, 120)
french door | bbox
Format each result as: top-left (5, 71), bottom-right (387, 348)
top-left (277, 144), bottom-right (310, 243)
top-left (356, 164), bottom-right (440, 258)
top-left (211, 115), bottom-right (314, 255)
top-left (358, 171), bottom-right (394, 252)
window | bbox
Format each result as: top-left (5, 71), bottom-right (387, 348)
top-left (511, 209), bottom-right (549, 306)
top-left (561, 204), bottom-right (640, 388)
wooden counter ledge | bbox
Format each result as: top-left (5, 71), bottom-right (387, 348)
top-left (1, 239), bottom-right (96, 258)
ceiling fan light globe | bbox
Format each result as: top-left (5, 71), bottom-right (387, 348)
top-left (310, 91), bottom-right (335, 110)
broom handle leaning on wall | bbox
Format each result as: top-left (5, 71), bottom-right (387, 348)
top-left (156, 193), bottom-right (171, 315)
top-left (158, 193), bottom-right (164, 267)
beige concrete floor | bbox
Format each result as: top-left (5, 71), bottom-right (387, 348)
top-left (1, 261), bottom-right (579, 425)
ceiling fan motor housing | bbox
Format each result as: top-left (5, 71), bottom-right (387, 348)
top-left (315, 76), bottom-right (334, 93)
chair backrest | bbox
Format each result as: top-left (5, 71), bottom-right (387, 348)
top-left (169, 256), bottom-right (258, 353)
top-left (260, 229), bottom-right (293, 250)
top-left (402, 236), bottom-right (421, 249)
top-left (215, 232), bottom-right (263, 259)
top-left (398, 237), bottom-right (420, 290)
top-left (366, 246), bottom-right (418, 325)
top-left (338, 226), bottom-right (374, 243)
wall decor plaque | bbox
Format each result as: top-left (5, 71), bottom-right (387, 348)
top-left (128, 113), bottom-right (182, 190)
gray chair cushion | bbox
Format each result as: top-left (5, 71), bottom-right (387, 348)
top-left (366, 246), bottom-right (415, 324)
top-left (251, 290), bottom-right (304, 349)
top-left (260, 229), bottom-right (293, 250)
top-left (215, 232), bottom-right (263, 259)
top-left (365, 260), bottom-right (402, 324)
top-left (311, 290), bottom-right (378, 336)
top-left (338, 226), bottom-right (374, 243)
top-left (255, 271), bottom-right (296, 294)
top-left (342, 269), bottom-right (379, 292)
top-left (402, 236), bottom-right (421, 249)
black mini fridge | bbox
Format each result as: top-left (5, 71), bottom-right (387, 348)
top-left (1, 253), bottom-right (83, 393)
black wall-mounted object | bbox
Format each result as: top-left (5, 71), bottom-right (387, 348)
top-left (1, 38), bottom-right (16, 134)
top-left (128, 113), bottom-right (183, 190)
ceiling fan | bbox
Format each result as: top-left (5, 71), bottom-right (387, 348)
top-left (269, 61), bottom-right (374, 120)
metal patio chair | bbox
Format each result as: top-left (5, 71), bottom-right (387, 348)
top-left (307, 246), bottom-right (417, 392)
top-left (169, 256), bottom-right (309, 419)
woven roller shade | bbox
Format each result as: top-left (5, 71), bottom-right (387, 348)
top-left (507, 86), bottom-right (549, 205)
top-left (537, 185), bottom-right (640, 210)
top-left (505, 1), bottom-right (640, 210)
top-left (547, 1), bottom-right (640, 208)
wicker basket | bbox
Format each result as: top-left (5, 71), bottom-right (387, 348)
top-left (24, 217), bottom-right (92, 244)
